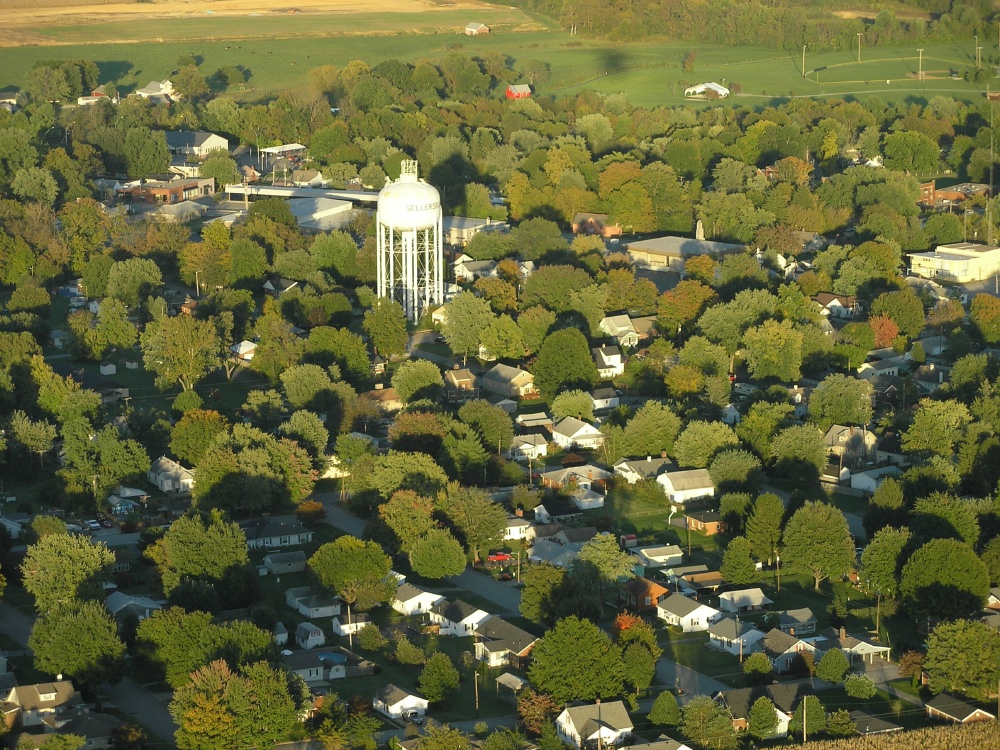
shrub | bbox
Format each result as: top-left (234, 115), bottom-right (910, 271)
top-left (394, 633), bottom-right (425, 665)
top-left (357, 624), bottom-right (387, 652)
top-left (844, 673), bottom-right (876, 699)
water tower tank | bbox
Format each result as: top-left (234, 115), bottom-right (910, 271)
top-left (377, 164), bottom-right (441, 230)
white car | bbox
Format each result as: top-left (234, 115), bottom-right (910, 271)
top-left (86, 519), bottom-right (101, 531)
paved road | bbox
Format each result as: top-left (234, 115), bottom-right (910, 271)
top-left (101, 678), bottom-right (178, 742)
top-left (0, 602), bottom-right (34, 646)
top-left (656, 657), bottom-right (729, 703)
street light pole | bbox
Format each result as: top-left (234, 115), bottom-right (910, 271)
top-left (857, 32), bottom-right (863, 63)
top-left (802, 45), bottom-right (807, 77)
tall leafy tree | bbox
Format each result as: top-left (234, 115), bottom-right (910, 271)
top-left (418, 652), bottom-right (461, 704)
top-left (528, 616), bottom-right (625, 703)
top-left (746, 493), bottom-right (784, 565)
top-left (123, 127), bottom-right (169, 178)
top-left (308, 536), bottom-right (395, 612)
top-left (533, 328), bottom-right (598, 397)
top-left (443, 485), bottom-right (507, 563)
top-left (747, 696), bottom-right (779, 740)
top-left (142, 314), bottom-right (220, 391)
top-left (443, 291), bottom-right (494, 363)
top-left (621, 402), bottom-right (681, 458)
top-left (409, 528), bottom-right (467, 579)
top-left (363, 299), bottom-right (408, 357)
top-left (782, 501), bottom-right (855, 590)
top-left (105, 258), bottom-right (162, 310)
top-left (673, 420), bottom-right (738, 468)
top-left (21, 533), bottom-right (115, 612)
top-left (458, 400), bottom-right (514, 453)
top-left (900, 538), bottom-right (990, 620)
top-left (680, 695), bottom-right (738, 750)
top-left (9, 410), bottom-right (57, 466)
top-left (170, 409), bottom-right (229, 466)
top-left (720, 536), bottom-right (761, 585)
top-left (145, 511), bottom-right (250, 595)
top-left (809, 374), bottom-right (874, 431)
top-left (575, 534), bottom-right (635, 598)
top-left (924, 619), bottom-right (1000, 697)
top-left (29, 600), bottom-right (125, 686)
top-left (860, 527), bottom-right (909, 599)
top-left (742, 319), bottom-right (802, 382)
top-left (391, 359), bottom-right (444, 403)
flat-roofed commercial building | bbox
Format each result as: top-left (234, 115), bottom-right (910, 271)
top-left (909, 242), bottom-right (1000, 283)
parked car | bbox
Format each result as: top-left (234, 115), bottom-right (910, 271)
top-left (86, 519), bottom-right (101, 531)
top-left (100, 519), bottom-right (113, 528)
top-left (401, 710), bottom-right (424, 725)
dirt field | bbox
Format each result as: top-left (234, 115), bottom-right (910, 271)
top-left (3, 0), bottom-right (489, 28)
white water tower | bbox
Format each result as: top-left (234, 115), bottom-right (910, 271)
top-left (376, 160), bottom-right (443, 323)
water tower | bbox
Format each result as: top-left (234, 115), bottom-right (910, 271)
top-left (376, 160), bottom-right (443, 323)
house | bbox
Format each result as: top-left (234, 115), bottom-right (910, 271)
top-left (775, 608), bottom-right (817, 635)
top-left (909, 242), bottom-right (1000, 283)
top-left (134, 79), bottom-right (175, 102)
top-left (484, 364), bottom-right (536, 398)
top-left (590, 387), bottom-right (620, 412)
top-left (684, 82), bottom-right (730, 98)
top-left (487, 394), bottom-right (518, 414)
top-left (528, 538), bottom-right (580, 568)
top-left (635, 544), bottom-right (684, 569)
top-left (453, 254), bottom-right (497, 282)
top-left (509, 434), bottom-right (548, 461)
top-left (231, 340), bottom-right (256, 362)
top-left (165, 130), bottom-right (229, 156)
top-left (283, 650), bottom-right (345, 683)
top-left (429, 599), bottom-right (491, 636)
top-left (912, 363), bottom-right (949, 393)
top-left (554, 527), bottom-right (600, 547)
top-left (263, 551), bottom-right (308, 575)
top-left (263, 277), bottom-right (299, 298)
top-left (849, 465), bottom-right (902, 493)
top-left (105, 592), bottom-right (162, 622)
top-left (516, 411), bottom-right (554, 431)
top-left (823, 425), bottom-right (878, 462)
top-left (58, 708), bottom-right (123, 748)
top-left (597, 317), bottom-right (639, 351)
top-left (851, 710), bottom-right (903, 735)
top-left (707, 618), bottom-right (766, 656)
top-left (243, 518), bottom-right (313, 549)
top-left (533, 499), bottom-right (585, 524)
top-left (925, 693), bottom-right (996, 723)
top-left (614, 456), bottom-right (675, 485)
top-left (686, 510), bottom-right (726, 536)
top-left (296, 621), bottom-right (326, 650)
top-left (555, 701), bottom-right (633, 749)
top-left (292, 169), bottom-right (327, 188)
top-left (474, 617), bottom-right (540, 668)
top-left (720, 403), bottom-right (741, 426)
top-left (572, 212), bottom-right (622, 238)
top-left (762, 628), bottom-right (817, 674)
top-left (552, 417), bottom-right (605, 450)
top-left (593, 345), bottom-right (625, 378)
top-left (504, 516), bottom-right (533, 542)
top-left (445, 368), bottom-right (480, 401)
top-left (622, 577), bottom-right (669, 612)
top-left (0, 681), bottom-right (82, 728)
top-left (630, 737), bottom-right (694, 750)
top-left (656, 469), bottom-right (715, 505)
top-left (538, 465), bottom-right (611, 492)
top-left (373, 684), bottom-right (429, 720)
top-left (392, 583), bottom-right (445, 616)
top-left (857, 360), bottom-right (900, 380)
top-left (719, 588), bottom-right (773, 614)
top-left (506, 84), bottom-right (532, 99)
top-left (147, 456), bottom-right (194, 493)
top-left (465, 21), bottom-right (490, 35)
top-left (286, 586), bottom-right (342, 619)
top-left (786, 384), bottom-right (811, 418)
top-left (811, 627), bottom-right (891, 665)
top-left (441, 216), bottom-right (506, 246)
top-left (332, 613), bottom-right (370, 637)
top-left (813, 292), bottom-right (860, 318)
top-left (715, 684), bottom-right (807, 739)
top-left (657, 592), bottom-right (722, 632)
top-left (670, 566), bottom-right (725, 596)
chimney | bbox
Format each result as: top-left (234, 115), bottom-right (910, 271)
top-left (840, 626), bottom-right (846, 639)
top-left (661, 450), bottom-right (667, 458)
top-left (789, 627), bottom-right (795, 636)
top-left (647, 455), bottom-right (651, 462)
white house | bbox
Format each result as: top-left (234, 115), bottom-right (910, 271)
top-left (707, 618), bottom-right (766, 656)
top-left (147, 456), bottom-right (194, 493)
top-left (635, 544), bottom-right (684, 569)
top-left (263, 551), bottom-right (308, 575)
top-left (134, 79), bottom-right (175, 102)
top-left (474, 617), bottom-right (540, 668)
top-left (231, 340), bottom-right (256, 362)
top-left (392, 583), bottom-right (445, 616)
top-left (613, 456), bottom-right (674, 484)
top-left (283, 650), bottom-right (345, 683)
top-left (165, 130), bottom-right (229, 156)
top-left (105, 591), bottom-right (162, 621)
top-left (849, 465), bottom-right (902, 493)
top-left (656, 468), bottom-right (715, 505)
top-left (509, 434), bottom-right (548, 461)
top-left (504, 516), bottom-right (534, 542)
top-left (590, 387), bottom-right (620, 411)
top-left (762, 628), bottom-right (818, 674)
top-left (0, 681), bottom-right (82, 728)
top-left (599, 315), bottom-right (640, 348)
top-left (295, 621), bottom-right (326, 650)
top-left (552, 417), bottom-right (605, 450)
top-left (657, 592), bottom-right (722, 632)
top-left (286, 586), bottom-right (342, 619)
top-left (429, 599), bottom-right (491, 636)
top-left (813, 292), bottom-right (860, 318)
top-left (684, 82), bottom-right (730, 98)
top-left (556, 701), bottom-right (633, 749)
top-left (592, 345), bottom-right (625, 379)
top-left (719, 588), bottom-right (773, 614)
top-left (243, 518), bottom-right (314, 550)
top-left (373, 684), bottom-right (429, 719)
top-left (331, 613), bottom-right (369, 637)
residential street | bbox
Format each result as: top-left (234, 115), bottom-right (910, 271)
top-left (656, 657), bottom-right (729, 703)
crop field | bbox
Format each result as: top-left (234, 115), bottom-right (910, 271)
top-left (0, 5), bottom-right (993, 109)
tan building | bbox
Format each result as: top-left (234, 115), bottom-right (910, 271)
top-left (626, 235), bottom-right (746, 273)
top-left (908, 242), bottom-right (1000, 283)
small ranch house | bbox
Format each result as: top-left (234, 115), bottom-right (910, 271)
top-left (430, 599), bottom-right (491, 636)
top-left (925, 693), bottom-right (996, 724)
top-left (719, 588), bottom-right (773, 614)
top-left (556, 701), bottom-right (633, 749)
top-left (392, 583), bottom-right (445, 616)
top-left (147, 456), bottom-right (194, 493)
top-left (373, 684), bottom-right (429, 719)
top-left (657, 592), bottom-right (722, 632)
top-left (656, 468), bottom-right (715, 505)
top-left (707, 618), bottom-right (766, 656)
top-left (552, 417), bottom-right (605, 450)
top-left (474, 617), bottom-right (540, 668)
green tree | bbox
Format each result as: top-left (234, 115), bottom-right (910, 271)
top-left (708, 451), bottom-right (762, 495)
top-left (827, 709), bottom-right (857, 737)
top-left (379, 490), bottom-right (436, 553)
top-left (742, 319), bottom-right (802, 382)
top-left (910, 493), bottom-right (979, 546)
top-left (528, 616), bottom-right (625, 703)
top-left (844, 674), bottom-right (877, 699)
top-left (279, 410), bottom-right (329, 468)
top-left (681, 695), bottom-right (738, 750)
top-left (418, 652), bottom-right (461, 704)
top-left (870, 289), bottom-right (925, 339)
top-left (106, 258), bottom-right (162, 310)
top-left (9, 410), bottom-right (57, 466)
top-left (721, 536), bottom-right (761, 585)
top-left (29, 600), bottom-right (125, 686)
top-left (123, 127), bottom-right (169, 179)
top-left (900, 538), bottom-right (990, 619)
top-left (782, 501), bottom-right (855, 590)
top-left (31, 516), bottom-right (67, 539)
top-left (200, 154), bottom-right (240, 189)
top-left (745, 492), bottom-right (784, 565)
top-left (648, 691), bottom-right (682, 726)
top-left (443, 485), bottom-right (507, 563)
top-left (371, 450), bottom-right (448, 499)
top-left (742, 653), bottom-right (773, 686)
top-left (747, 696), bottom-right (779, 740)
top-left (970, 293), bottom-right (1000, 344)
top-left (443, 291), bottom-right (495, 363)
top-left (363, 299), bottom-right (408, 357)
top-left (673, 421), bottom-right (738, 468)
top-left (517, 306), bottom-right (556, 355)
top-left (227, 238), bottom-right (268, 288)
top-left (519, 563), bottom-right (565, 626)
top-left (860, 527), bottom-right (909, 599)
top-left (621, 402), bottom-right (682, 458)
top-left (172, 65), bottom-right (209, 100)
top-left (458, 400), bottom-right (514, 453)
top-left (308, 536), bottom-right (395, 612)
top-left (576, 534), bottom-right (635, 597)
top-left (788, 695), bottom-right (826, 740)
top-left (21, 533), bottom-right (115, 612)
top-left (251, 312), bottom-right (304, 384)
top-left (304, 327), bottom-right (370, 385)
top-left (622, 642), bottom-right (656, 693)
top-left (533, 328), bottom-right (598, 397)
top-left (409, 529), bottom-right (466, 579)
top-left (809, 374), bottom-right (874, 431)
top-left (815, 647), bottom-right (850, 683)
top-left (391, 359), bottom-right (444, 403)
top-left (142, 314), bottom-right (220, 391)
top-left (11, 167), bottom-right (59, 205)
top-left (551, 390), bottom-right (595, 422)
top-left (280, 364), bottom-right (338, 412)
top-left (769, 423), bottom-right (826, 478)
top-left (902, 399), bottom-right (972, 457)
top-left (480, 314), bottom-right (526, 360)
top-left (145, 512), bottom-right (249, 595)
top-left (58, 421), bottom-right (150, 504)
top-left (170, 409), bottom-right (229, 466)
top-left (924, 619), bottom-right (1000, 697)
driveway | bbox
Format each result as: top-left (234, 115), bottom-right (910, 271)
top-left (101, 677), bottom-right (178, 742)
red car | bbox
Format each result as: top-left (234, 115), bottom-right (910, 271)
top-left (487, 552), bottom-right (512, 563)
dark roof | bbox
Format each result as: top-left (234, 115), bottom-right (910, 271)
top-left (718, 683), bottom-right (810, 719)
top-left (925, 693), bottom-right (996, 721)
top-left (242, 517), bottom-right (310, 541)
top-left (850, 710), bottom-right (902, 734)
top-left (687, 510), bottom-right (722, 523)
top-left (476, 617), bottom-right (539, 654)
top-left (658, 593), bottom-right (707, 617)
top-left (762, 628), bottom-right (803, 659)
top-left (558, 526), bottom-right (599, 544)
top-left (591, 387), bottom-right (618, 400)
top-left (395, 583), bottom-right (432, 603)
top-left (375, 683), bottom-right (423, 707)
top-left (431, 599), bottom-right (485, 623)
top-left (165, 130), bottom-right (225, 149)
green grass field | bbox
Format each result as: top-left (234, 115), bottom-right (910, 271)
top-left (0, 8), bottom-right (994, 109)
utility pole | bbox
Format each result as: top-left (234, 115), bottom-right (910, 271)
top-left (194, 269), bottom-right (201, 298)
top-left (917, 48), bottom-right (924, 80)
top-left (802, 45), bottom-right (807, 77)
top-left (978, 46), bottom-right (983, 70)
top-left (775, 549), bottom-right (781, 592)
top-left (802, 698), bottom-right (808, 743)
top-left (857, 32), bottom-right (863, 63)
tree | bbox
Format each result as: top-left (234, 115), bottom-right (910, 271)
top-left (200, 154), bottom-right (240, 189)
top-left (533, 328), bottom-right (598, 397)
top-left (809, 374), bottom-right (874, 431)
top-left (983, 535), bottom-right (1000, 584)
top-left (519, 563), bottom-right (565, 626)
top-left (869, 314), bottom-right (900, 348)
top-left (739, 696), bottom-right (777, 740)
top-left (870, 290), bottom-right (924, 339)
top-left (900, 538), bottom-right (990, 619)
top-left (418, 652), bottom-right (461, 703)
top-left (708, 451), bottom-right (762, 495)
top-left (826, 709), bottom-right (857, 737)
top-left (106, 258), bottom-right (162, 310)
top-left (528, 616), bottom-right (625, 703)
top-left (860, 527), bottom-right (909, 599)
top-left (742, 319), bottom-right (802, 382)
top-left (648, 692), bottom-right (682, 726)
top-left (782, 501), bottom-right (855, 590)
top-left (308, 536), bottom-right (395, 612)
top-left (123, 127), bottom-right (169, 178)
top-left (170, 409), bottom-right (229, 466)
top-left (31, 516), bottom-right (67, 539)
top-left (576, 534), bottom-right (635, 597)
top-left (304, 327), bottom-right (369, 385)
top-left (903, 399), bottom-right (971, 457)
top-left (745, 493), bottom-right (784, 564)
top-left (770, 424), bottom-right (826, 479)
top-left (742, 653), bottom-right (773, 686)
top-left (518, 306), bottom-right (556, 355)
top-left (970, 293), bottom-right (1000, 344)
top-left (172, 65), bottom-right (209, 99)
top-left (924, 619), bottom-right (1000, 697)
top-left (622, 402), bottom-right (682, 458)
top-left (409, 529), bottom-right (467, 579)
top-left (29, 600), bottom-right (125, 686)
top-left (517, 689), bottom-right (560, 734)
top-left (21, 533), bottom-right (115, 612)
top-left (844, 673), bottom-right (877, 699)
top-left (371, 451), bottom-right (448, 499)
top-left (227, 239), bottom-right (268, 288)
top-left (9, 410), bottom-right (57, 466)
top-left (551, 390), bottom-right (595, 422)
top-left (444, 485), bottom-right (507, 563)
top-left (910, 493), bottom-right (979, 546)
top-left (12, 167), bottom-right (59, 205)
top-left (58, 421), bottom-right (150, 504)
top-left (142, 315), bottom-right (220, 391)
top-left (251, 313), bottom-right (303, 383)
top-left (480, 314), bottom-right (526, 360)
top-left (788, 695), bottom-right (826, 740)
top-left (658, 280), bottom-right (716, 336)
top-left (392, 359), bottom-right (444, 403)
top-left (279, 410), bottom-right (329, 468)
top-left (721, 536), bottom-right (760, 585)
top-left (622, 642), bottom-right (656, 694)
top-left (680, 695), bottom-right (737, 750)
top-left (815, 647), bottom-right (850, 684)
top-left (443, 291), bottom-right (495, 362)
top-left (458, 400), bottom-right (514, 453)
top-left (363, 299), bottom-right (408, 357)
top-left (418, 722), bottom-right (472, 750)
top-left (673, 421), bottom-right (738, 468)
top-left (145, 512), bottom-right (250, 595)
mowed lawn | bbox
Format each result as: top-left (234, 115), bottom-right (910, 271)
top-left (0, 11), bottom-right (992, 109)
